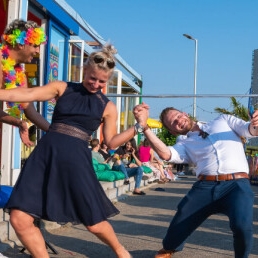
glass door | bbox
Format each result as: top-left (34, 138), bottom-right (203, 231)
top-left (68, 40), bottom-right (86, 82)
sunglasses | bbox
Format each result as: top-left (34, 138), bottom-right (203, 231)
top-left (93, 55), bottom-right (115, 69)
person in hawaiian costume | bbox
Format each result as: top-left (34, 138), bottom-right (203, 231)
top-left (0, 19), bottom-right (49, 145)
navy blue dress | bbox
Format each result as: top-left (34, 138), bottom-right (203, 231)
top-left (5, 82), bottom-right (119, 226)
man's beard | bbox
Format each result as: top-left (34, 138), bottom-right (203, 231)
top-left (180, 118), bottom-right (194, 135)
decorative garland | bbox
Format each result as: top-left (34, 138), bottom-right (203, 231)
top-left (2, 27), bottom-right (47, 46)
top-left (0, 27), bottom-right (47, 117)
top-left (1, 44), bottom-right (26, 117)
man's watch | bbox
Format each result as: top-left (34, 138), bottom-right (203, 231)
top-left (134, 123), bottom-right (149, 134)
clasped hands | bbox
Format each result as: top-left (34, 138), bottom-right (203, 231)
top-left (248, 109), bottom-right (258, 136)
top-left (250, 109), bottom-right (258, 126)
top-left (133, 102), bottom-right (149, 126)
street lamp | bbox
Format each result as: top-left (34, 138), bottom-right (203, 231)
top-left (183, 33), bottom-right (198, 118)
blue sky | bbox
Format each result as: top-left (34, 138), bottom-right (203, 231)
top-left (65, 0), bottom-right (258, 121)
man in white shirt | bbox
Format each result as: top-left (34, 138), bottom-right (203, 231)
top-left (133, 104), bottom-right (258, 258)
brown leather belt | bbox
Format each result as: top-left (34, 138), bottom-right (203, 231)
top-left (198, 172), bottom-right (249, 181)
top-left (49, 123), bottom-right (91, 141)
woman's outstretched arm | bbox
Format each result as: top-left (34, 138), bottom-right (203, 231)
top-left (0, 81), bottom-right (67, 102)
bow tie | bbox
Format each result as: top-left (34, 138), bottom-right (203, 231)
top-left (199, 130), bottom-right (209, 139)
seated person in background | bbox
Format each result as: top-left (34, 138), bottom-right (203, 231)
top-left (112, 153), bottom-right (129, 182)
top-left (113, 138), bottom-right (146, 195)
top-left (138, 138), bottom-right (169, 183)
top-left (115, 138), bottom-right (141, 167)
top-left (91, 138), bottom-right (126, 182)
top-left (152, 150), bottom-right (170, 182)
top-left (164, 162), bottom-right (177, 181)
top-left (90, 138), bottom-right (113, 166)
top-left (99, 140), bottom-right (113, 162)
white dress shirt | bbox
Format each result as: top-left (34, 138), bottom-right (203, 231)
top-left (168, 114), bottom-right (256, 177)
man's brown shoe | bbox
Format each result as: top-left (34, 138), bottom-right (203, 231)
top-left (154, 248), bottom-right (174, 258)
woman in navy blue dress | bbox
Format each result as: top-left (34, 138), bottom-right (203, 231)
top-left (1, 44), bottom-right (135, 258)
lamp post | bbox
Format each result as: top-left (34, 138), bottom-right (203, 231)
top-left (183, 33), bottom-right (198, 118)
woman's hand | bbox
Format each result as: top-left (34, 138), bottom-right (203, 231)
top-left (133, 102), bottom-right (149, 126)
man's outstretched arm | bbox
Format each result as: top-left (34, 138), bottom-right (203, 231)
top-left (133, 103), bottom-right (171, 161)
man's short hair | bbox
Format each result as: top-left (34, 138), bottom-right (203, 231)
top-left (90, 138), bottom-right (99, 148)
top-left (4, 19), bottom-right (40, 35)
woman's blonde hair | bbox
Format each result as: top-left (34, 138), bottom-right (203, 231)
top-left (85, 44), bottom-right (117, 73)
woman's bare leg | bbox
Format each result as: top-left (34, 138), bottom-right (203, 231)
top-left (152, 162), bottom-right (166, 179)
top-left (87, 220), bottom-right (131, 258)
top-left (10, 209), bottom-right (49, 258)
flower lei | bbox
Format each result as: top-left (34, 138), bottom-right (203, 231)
top-left (0, 44), bottom-right (26, 118)
top-left (2, 27), bottom-right (47, 47)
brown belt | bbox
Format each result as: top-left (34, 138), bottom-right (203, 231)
top-left (198, 172), bottom-right (249, 181)
top-left (49, 123), bottom-right (91, 141)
